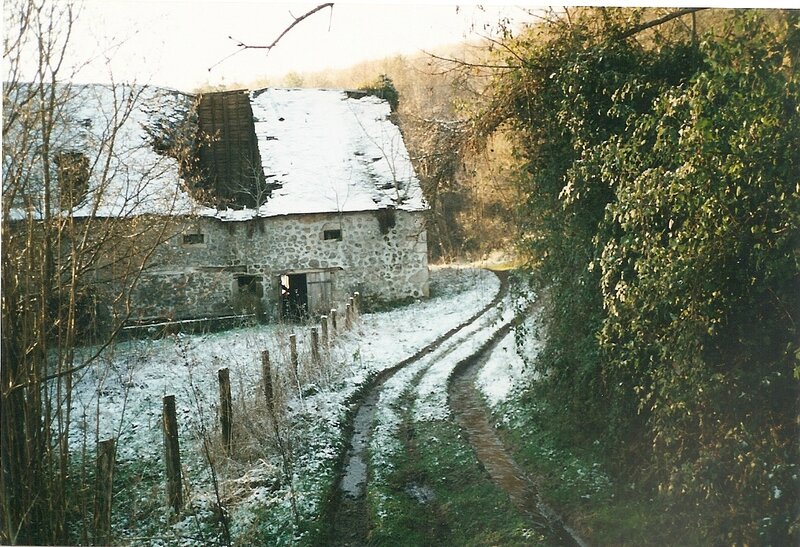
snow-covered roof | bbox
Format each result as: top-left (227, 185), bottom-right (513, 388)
top-left (3, 83), bottom-right (197, 219)
top-left (4, 84), bottom-right (426, 221)
top-left (246, 87), bottom-right (424, 218)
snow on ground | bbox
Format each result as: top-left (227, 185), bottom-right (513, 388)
top-left (71, 327), bottom-right (282, 463)
top-left (475, 308), bottom-right (543, 407)
top-left (70, 267), bottom-right (497, 461)
top-left (66, 266), bottom-right (499, 544)
top-left (353, 266), bottom-right (500, 369)
top-left (412, 288), bottom-right (535, 422)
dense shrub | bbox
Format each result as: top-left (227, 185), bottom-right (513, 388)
top-left (479, 8), bottom-right (799, 542)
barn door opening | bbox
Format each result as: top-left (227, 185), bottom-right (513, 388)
top-left (280, 273), bottom-right (308, 321)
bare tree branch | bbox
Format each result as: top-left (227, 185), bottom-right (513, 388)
top-left (208, 3), bottom-right (334, 72)
top-left (424, 8), bottom-right (709, 77)
top-left (618, 8), bottom-right (707, 40)
top-left (422, 50), bottom-right (519, 72)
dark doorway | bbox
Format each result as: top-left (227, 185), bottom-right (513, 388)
top-left (234, 274), bottom-right (264, 319)
top-left (280, 273), bottom-right (308, 321)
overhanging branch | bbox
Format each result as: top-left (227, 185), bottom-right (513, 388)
top-left (618, 8), bottom-right (707, 40)
top-left (208, 3), bottom-right (334, 72)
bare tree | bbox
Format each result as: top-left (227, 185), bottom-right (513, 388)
top-left (1, 1), bottom-right (193, 543)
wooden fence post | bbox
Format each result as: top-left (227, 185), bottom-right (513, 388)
top-left (345, 302), bottom-right (352, 330)
top-left (310, 327), bottom-right (321, 365)
top-left (218, 367), bottom-right (233, 452)
top-left (353, 291), bottom-right (361, 317)
top-left (349, 296), bottom-right (357, 323)
top-left (162, 395), bottom-right (183, 514)
top-left (93, 438), bottom-right (115, 545)
top-left (261, 350), bottom-right (273, 410)
top-left (320, 315), bottom-right (329, 348)
top-left (330, 308), bottom-right (337, 335)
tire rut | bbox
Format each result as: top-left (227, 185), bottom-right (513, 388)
top-left (326, 271), bottom-right (508, 545)
top-left (448, 308), bottom-right (589, 547)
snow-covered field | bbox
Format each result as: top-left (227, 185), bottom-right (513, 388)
top-left (67, 266), bottom-right (500, 545)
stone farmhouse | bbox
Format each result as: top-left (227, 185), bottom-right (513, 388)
top-left (7, 84), bottom-right (429, 326)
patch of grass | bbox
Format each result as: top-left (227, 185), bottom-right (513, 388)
top-left (492, 388), bottom-right (707, 546)
top-left (232, 410), bottom-right (348, 546)
top-left (238, 492), bottom-right (300, 546)
top-left (368, 415), bottom-right (546, 546)
top-left (107, 454), bottom-right (225, 546)
top-left (111, 455), bottom-right (166, 538)
top-left (367, 420), bottom-right (432, 546)
top-left (416, 420), bottom-right (545, 546)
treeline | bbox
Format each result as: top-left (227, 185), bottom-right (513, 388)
top-left (474, 8), bottom-right (798, 543)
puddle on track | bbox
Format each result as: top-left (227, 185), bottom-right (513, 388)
top-left (340, 394), bottom-right (378, 500)
top-left (450, 340), bottom-right (587, 547)
top-left (330, 388), bottom-right (382, 545)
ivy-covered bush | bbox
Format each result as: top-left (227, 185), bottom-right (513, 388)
top-left (479, 8), bottom-right (799, 543)
top-left (360, 74), bottom-right (399, 112)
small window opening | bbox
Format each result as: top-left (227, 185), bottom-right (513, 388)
top-left (238, 275), bottom-right (260, 291)
top-left (182, 233), bottom-right (205, 245)
top-left (323, 229), bottom-right (342, 241)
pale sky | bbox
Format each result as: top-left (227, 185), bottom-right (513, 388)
top-left (63, 1), bottom-right (538, 91)
top-left (15, 1), bottom-right (783, 92)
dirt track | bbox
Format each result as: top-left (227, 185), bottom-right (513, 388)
top-left (327, 271), bottom-right (509, 545)
top-left (325, 271), bottom-right (586, 545)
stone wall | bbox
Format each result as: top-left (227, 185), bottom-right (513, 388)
top-left (127, 209), bottom-right (429, 322)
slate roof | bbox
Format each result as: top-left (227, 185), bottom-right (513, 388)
top-left (3, 83), bottom-right (426, 221)
top-left (3, 84), bottom-right (197, 220)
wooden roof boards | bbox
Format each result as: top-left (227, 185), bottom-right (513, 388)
top-left (196, 90), bottom-right (266, 208)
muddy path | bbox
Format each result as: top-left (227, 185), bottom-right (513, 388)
top-left (326, 271), bottom-right (508, 545)
top-left (448, 320), bottom-right (589, 547)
